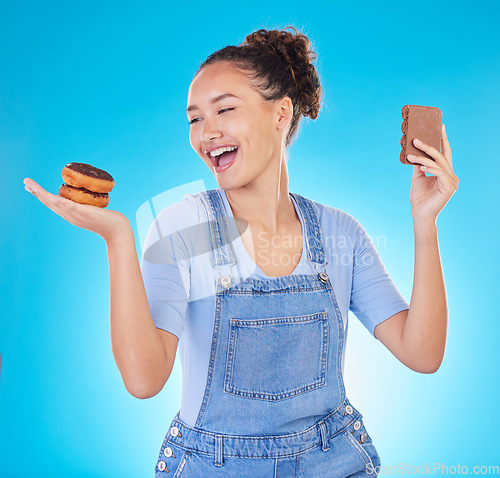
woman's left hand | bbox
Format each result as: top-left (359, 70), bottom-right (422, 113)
top-left (407, 124), bottom-right (459, 224)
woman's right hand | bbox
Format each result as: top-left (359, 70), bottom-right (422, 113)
top-left (24, 177), bottom-right (131, 242)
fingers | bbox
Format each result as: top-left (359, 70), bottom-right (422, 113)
top-left (418, 163), bottom-right (457, 192)
top-left (411, 138), bottom-right (446, 165)
top-left (24, 177), bottom-right (105, 234)
top-left (411, 162), bottom-right (428, 180)
top-left (24, 178), bottom-right (85, 220)
top-left (409, 136), bottom-right (454, 178)
top-left (407, 155), bottom-right (437, 169)
top-left (23, 177), bottom-right (38, 193)
top-left (408, 154), bottom-right (459, 192)
top-left (407, 154), bottom-right (445, 178)
top-left (24, 178), bottom-right (60, 209)
top-left (408, 128), bottom-right (458, 187)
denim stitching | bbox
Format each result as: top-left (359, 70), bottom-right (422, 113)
top-left (218, 284), bottom-right (329, 295)
top-left (342, 428), bottom-right (377, 474)
top-left (164, 413), bottom-right (361, 459)
top-left (290, 193), bottom-right (316, 263)
top-left (175, 402), bottom-right (355, 441)
top-left (224, 312), bottom-right (329, 401)
top-left (214, 434), bottom-right (223, 467)
top-left (289, 192), bottom-right (312, 264)
top-left (230, 312), bottom-right (326, 326)
top-left (172, 406), bottom-right (357, 441)
top-left (201, 192), bottom-right (222, 266)
top-left (194, 291), bottom-right (222, 428)
top-left (215, 189), bottom-right (238, 265)
top-left (324, 282), bottom-right (347, 401)
top-left (172, 451), bottom-right (190, 478)
top-left (290, 193), bottom-right (326, 265)
top-left (319, 421), bottom-right (330, 451)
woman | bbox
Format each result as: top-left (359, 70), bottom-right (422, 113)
top-left (24, 26), bottom-right (458, 477)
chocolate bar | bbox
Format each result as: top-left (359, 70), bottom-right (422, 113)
top-left (400, 105), bottom-right (442, 165)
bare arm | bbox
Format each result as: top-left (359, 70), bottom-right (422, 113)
top-left (373, 125), bottom-right (458, 373)
top-left (24, 178), bottom-right (178, 398)
top-left (106, 228), bottom-right (178, 399)
top-left (375, 221), bottom-right (447, 373)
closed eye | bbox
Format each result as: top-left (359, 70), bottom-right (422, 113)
top-left (189, 108), bottom-right (235, 125)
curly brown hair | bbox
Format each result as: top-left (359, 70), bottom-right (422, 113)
top-left (197, 26), bottom-right (322, 148)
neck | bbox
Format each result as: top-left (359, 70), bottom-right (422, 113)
top-left (224, 153), bottom-right (296, 234)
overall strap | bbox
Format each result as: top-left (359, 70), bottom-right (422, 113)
top-left (289, 192), bottom-right (327, 267)
top-left (198, 189), bottom-right (241, 290)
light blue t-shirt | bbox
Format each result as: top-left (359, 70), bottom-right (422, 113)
top-left (140, 188), bottom-right (409, 427)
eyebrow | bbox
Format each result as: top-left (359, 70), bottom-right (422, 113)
top-left (187, 93), bottom-right (241, 113)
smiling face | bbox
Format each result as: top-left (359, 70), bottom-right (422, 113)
top-left (187, 61), bottom-right (292, 191)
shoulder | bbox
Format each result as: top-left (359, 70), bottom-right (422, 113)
top-left (305, 196), bottom-right (367, 248)
top-left (155, 192), bottom-right (205, 225)
top-left (143, 192), bottom-right (208, 251)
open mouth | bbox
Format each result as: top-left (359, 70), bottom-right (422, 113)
top-left (207, 146), bottom-right (239, 170)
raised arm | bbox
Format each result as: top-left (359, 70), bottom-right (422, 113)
top-left (23, 178), bottom-right (178, 398)
top-left (374, 124), bottom-right (459, 373)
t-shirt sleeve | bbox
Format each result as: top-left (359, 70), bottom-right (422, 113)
top-left (348, 217), bottom-right (410, 338)
top-left (139, 196), bottom-right (199, 340)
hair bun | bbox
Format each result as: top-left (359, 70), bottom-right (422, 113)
top-left (242, 26), bottom-right (321, 120)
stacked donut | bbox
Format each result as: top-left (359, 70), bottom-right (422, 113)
top-left (58, 163), bottom-right (115, 208)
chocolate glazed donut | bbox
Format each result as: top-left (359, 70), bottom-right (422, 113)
top-left (58, 163), bottom-right (114, 207)
top-left (58, 184), bottom-right (110, 207)
top-left (62, 163), bottom-right (114, 193)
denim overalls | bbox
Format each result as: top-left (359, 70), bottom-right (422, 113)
top-left (154, 189), bottom-right (381, 477)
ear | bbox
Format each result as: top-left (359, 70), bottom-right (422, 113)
top-left (275, 96), bottom-right (293, 132)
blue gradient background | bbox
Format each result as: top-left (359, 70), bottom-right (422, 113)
top-left (1, 0), bottom-right (499, 476)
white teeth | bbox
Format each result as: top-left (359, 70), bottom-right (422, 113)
top-left (209, 146), bottom-right (237, 157)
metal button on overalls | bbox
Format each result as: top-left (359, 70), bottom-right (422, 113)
top-left (163, 446), bottom-right (174, 457)
top-left (220, 275), bottom-right (231, 288)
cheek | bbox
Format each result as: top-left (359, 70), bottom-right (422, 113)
top-left (252, 114), bottom-right (273, 140)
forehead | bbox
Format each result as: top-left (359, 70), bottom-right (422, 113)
top-left (187, 61), bottom-right (255, 103)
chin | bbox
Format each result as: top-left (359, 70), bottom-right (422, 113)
top-left (209, 169), bottom-right (233, 187)
top-left (214, 177), bottom-right (238, 191)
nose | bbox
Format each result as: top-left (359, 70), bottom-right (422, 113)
top-left (200, 116), bottom-right (222, 143)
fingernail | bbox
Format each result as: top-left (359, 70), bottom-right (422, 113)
top-left (407, 154), bottom-right (416, 160)
top-left (413, 138), bottom-right (423, 146)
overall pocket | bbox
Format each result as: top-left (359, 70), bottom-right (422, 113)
top-left (342, 415), bottom-right (381, 476)
top-left (224, 311), bottom-right (329, 401)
